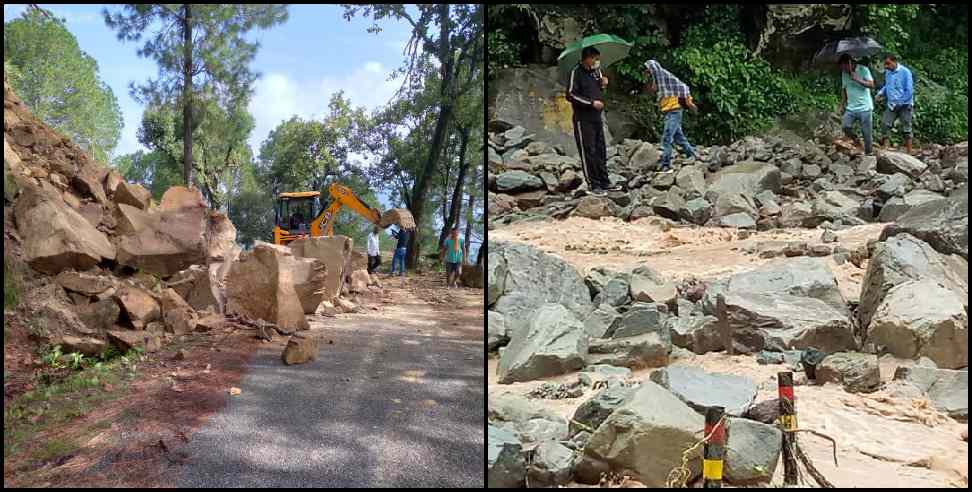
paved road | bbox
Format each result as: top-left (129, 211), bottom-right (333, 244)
top-left (177, 292), bottom-right (484, 487)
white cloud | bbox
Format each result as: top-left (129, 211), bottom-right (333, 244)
top-left (248, 61), bottom-right (401, 155)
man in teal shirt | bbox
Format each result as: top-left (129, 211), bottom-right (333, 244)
top-left (876, 54), bottom-right (915, 154)
top-left (838, 54), bottom-right (875, 155)
top-left (440, 227), bottom-right (464, 288)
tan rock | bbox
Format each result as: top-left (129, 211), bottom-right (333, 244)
top-left (114, 202), bottom-right (151, 236)
top-left (73, 158), bottom-right (108, 205)
top-left (14, 183), bottom-right (115, 274)
top-left (159, 186), bottom-right (207, 210)
top-left (288, 235), bottom-right (353, 301)
top-left (207, 211), bottom-right (237, 261)
top-left (4, 137), bottom-right (22, 169)
top-left (108, 329), bottom-right (157, 353)
top-left (114, 286), bottom-right (161, 330)
top-left (58, 335), bottom-right (106, 357)
top-left (334, 297), bottom-right (358, 313)
top-left (460, 264), bottom-right (484, 288)
top-left (196, 312), bottom-right (225, 332)
top-left (160, 288), bottom-right (197, 335)
top-left (104, 170), bottom-right (123, 196)
top-left (350, 269), bottom-right (370, 293)
top-left (73, 298), bottom-right (120, 333)
top-left (113, 180), bottom-right (151, 210)
top-left (315, 300), bottom-right (338, 317)
top-left (225, 242), bottom-right (309, 333)
top-left (115, 207), bottom-right (209, 276)
top-left (55, 270), bottom-right (113, 296)
top-left (78, 202), bottom-right (103, 228)
top-left (291, 257), bottom-right (328, 314)
top-left (282, 334), bottom-right (319, 365)
top-left (169, 265), bottom-right (220, 312)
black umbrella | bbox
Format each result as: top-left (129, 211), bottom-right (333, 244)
top-left (812, 37), bottom-right (884, 66)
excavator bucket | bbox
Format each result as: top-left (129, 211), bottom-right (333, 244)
top-left (379, 208), bottom-right (416, 230)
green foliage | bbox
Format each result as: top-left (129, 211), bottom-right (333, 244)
top-left (42, 345), bottom-right (65, 369)
top-left (112, 149), bottom-right (182, 201)
top-left (855, 4), bottom-right (921, 56)
top-left (4, 8), bottom-right (123, 164)
top-left (487, 30), bottom-right (520, 77)
top-left (4, 255), bottom-right (22, 310)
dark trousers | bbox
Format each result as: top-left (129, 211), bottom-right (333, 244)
top-left (367, 254), bottom-right (381, 274)
top-left (573, 117), bottom-right (610, 190)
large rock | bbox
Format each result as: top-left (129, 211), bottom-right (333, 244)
top-left (570, 384), bottom-right (632, 436)
top-left (291, 258), bottom-right (329, 313)
top-left (868, 279), bottom-right (968, 369)
top-left (115, 206), bottom-right (209, 277)
top-left (58, 335), bottom-right (106, 357)
top-left (588, 332), bottom-right (670, 369)
top-left (877, 150), bottom-right (928, 178)
top-left (113, 286), bottom-right (161, 330)
top-left (14, 183), bottom-right (115, 274)
top-left (583, 381), bottom-right (704, 487)
top-left (858, 233), bottom-right (967, 336)
top-left (169, 265), bottom-right (221, 313)
top-left (206, 211), bottom-right (238, 262)
top-left (894, 366), bottom-right (968, 421)
top-left (495, 170), bottom-right (545, 193)
top-left (629, 265), bottom-right (677, 304)
top-left (649, 366), bottom-right (758, 416)
top-left (497, 304), bottom-right (588, 384)
top-left (288, 235), bottom-right (353, 301)
top-left (55, 270), bottom-right (113, 296)
top-left (225, 242), bottom-right (310, 333)
top-left (725, 418), bottom-right (782, 485)
top-left (754, 4), bottom-right (852, 67)
top-left (704, 257), bottom-right (856, 353)
top-left (107, 329), bottom-right (160, 353)
top-left (583, 305), bottom-right (620, 339)
top-left (487, 253), bottom-right (506, 307)
top-left (492, 66), bottom-right (614, 158)
top-left (114, 202), bottom-right (150, 236)
top-left (460, 263), bottom-right (484, 288)
top-left (488, 424), bottom-right (526, 488)
top-left (73, 298), bottom-right (120, 333)
top-left (594, 275), bottom-right (630, 307)
top-left (159, 288), bottom-right (198, 335)
top-left (528, 441), bottom-right (576, 487)
top-left (816, 352), bottom-right (881, 393)
top-left (668, 315), bottom-right (723, 354)
top-left (877, 190), bottom-right (946, 222)
top-left (572, 195), bottom-right (618, 219)
top-left (706, 161), bottom-right (781, 198)
top-left (488, 391), bottom-right (569, 445)
top-left (491, 241), bottom-right (594, 340)
top-left (613, 303), bottom-right (668, 339)
top-left (880, 192), bottom-right (968, 259)
top-left (159, 185), bottom-right (207, 210)
top-left (488, 311), bottom-right (509, 351)
top-left (812, 190), bottom-right (860, 221)
top-left (282, 334), bottom-right (320, 365)
top-left (113, 180), bottom-right (151, 210)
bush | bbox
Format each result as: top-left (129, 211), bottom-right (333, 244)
top-left (487, 30), bottom-right (521, 78)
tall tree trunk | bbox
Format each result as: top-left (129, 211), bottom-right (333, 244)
top-left (182, 4), bottom-right (194, 186)
top-left (438, 125), bottom-right (470, 250)
top-left (405, 4), bottom-right (455, 269)
top-left (476, 241), bottom-right (484, 266)
top-left (463, 183), bottom-right (474, 265)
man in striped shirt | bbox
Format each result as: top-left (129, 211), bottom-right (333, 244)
top-left (566, 46), bottom-right (619, 195)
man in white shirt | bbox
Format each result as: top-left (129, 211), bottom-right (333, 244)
top-left (367, 226), bottom-right (381, 274)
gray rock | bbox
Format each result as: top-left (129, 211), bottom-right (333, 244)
top-left (498, 304), bottom-right (589, 383)
top-left (719, 212), bottom-right (757, 229)
top-left (878, 172), bottom-right (911, 199)
top-left (893, 366), bottom-right (967, 421)
top-left (821, 230), bottom-right (838, 243)
top-left (877, 190), bottom-right (946, 223)
top-left (487, 253), bottom-right (507, 307)
top-left (613, 303), bottom-right (668, 339)
top-left (570, 384), bottom-right (633, 436)
top-left (488, 391), bottom-right (570, 445)
top-left (680, 197), bottom-right (713, 225)
top-left (803, 163), bottom-right (822, 178)
top-left (538, 171), bottom-right (559, 192)
top-left (629, 265), bottom-right (677, 304)
top-left (816, 352), bottom-right (881, 393)
top-left (880, 192), bottom-right (968, 259)
top-left (676, 165), bottom-right (707, 198)
top-left (629, 142), bottom-right (660, 171)
top-left (528, 441), bottom-right (576, 487)
top-left (869, 279), bottom-right (968, 369)
top-left (649, 366), bottom-right (758, 416)
top-left (583, 305), bottom-right (621, 339)
top-left (588, 332), bottom-right (670, 369)
top-left (668, 315), bottom-right (723, 355)
top-left (706, 161), bottom-right (782, 198)
top-left (604, 190), bottom-right (631, 208)
top-left (488, 425), bottom-right (525, 488)
top-left (725, 418), bottom-right (782, 485)
top-left (877, 150), bottom-right (928, 178)
top-left (812, 190), bottom-right (860, 221)
top-left (744, 398), bottom-right (781, 425)
top-left (488, 311), bottom-right (509, 352)
top-left (578, 364), bottom-right (632, 388)
top-left (595, 275), bottom-right (631, 308)
top-left (583, 381), bottom-right (703, 487)
top-left (491, 241), bottom-right (594, 339)
top-left (651, 189), bottom-right (686, 220)
top-left (558, 169), bottom-right (583, 192)
top-left (950, 156), bottom-right (968, 183)
top-left (703, 257), bottom-right (856, 353)
top-left (496, 170), bottom-right (545, 193)
top-left (780, 201), bottom-right (813, 228)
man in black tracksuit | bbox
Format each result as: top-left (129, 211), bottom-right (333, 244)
top-left (566, 46), bottom-right (616, 194)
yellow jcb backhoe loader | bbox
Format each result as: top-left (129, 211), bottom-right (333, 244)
top-left (272, 183), bottom-right (416, 246)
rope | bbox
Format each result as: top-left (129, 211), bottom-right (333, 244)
top-left (665, 414), bottom-right (728, 488)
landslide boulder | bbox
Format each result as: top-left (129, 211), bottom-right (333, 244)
top-left (288, 235), bottom-right (353, 301)
top-left (226, 242), bottom-right (309, 333)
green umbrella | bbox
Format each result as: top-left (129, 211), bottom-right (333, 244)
top-left (557, 33), bottom-right (634, 87)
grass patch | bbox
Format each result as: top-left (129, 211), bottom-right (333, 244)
top-left (4, 254), bottom-right (22, 309)
top-left (32, 437), bottom-right (79, 463)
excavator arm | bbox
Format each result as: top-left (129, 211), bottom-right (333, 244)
top-left (310, 183), bottom-right (414, 237)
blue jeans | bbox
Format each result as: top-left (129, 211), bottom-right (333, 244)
top-left (660, 109), bottom-right (695, 168)
top-left (390, 247), bottom-right (407, 275)
top-left (842, 109), bottom-right (873, 154)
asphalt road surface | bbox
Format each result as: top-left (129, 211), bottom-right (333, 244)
top-left (177, 291), bottom-right (484, 487)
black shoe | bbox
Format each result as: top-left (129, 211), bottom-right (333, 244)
top-left (589, 188), bottom-right (607, 196)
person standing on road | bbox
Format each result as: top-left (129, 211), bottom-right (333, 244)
top-left (367, 226), bottom-right (381, 275)
top-left (389, 226), bottom-right (409, 278)
top-left (643, 59), bottom-right (698, 174)
top-left (876, 54), bottom-right (915, 154)
top-left (838, 53), bottom-right (875, 155)
top-left (567, 46), bottom-right (618, 195)
top-left (440, 226), bottom-right (465, 289)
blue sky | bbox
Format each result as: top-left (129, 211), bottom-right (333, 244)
top-left (4, 4), bottom-right (415, 203)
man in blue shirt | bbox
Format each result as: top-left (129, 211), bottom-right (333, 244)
top-left (389, 226), bottom-right (409, 277)
top-left (876, 54), bottom-right (915, 154)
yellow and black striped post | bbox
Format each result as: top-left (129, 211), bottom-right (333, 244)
top-left (778, 371), bottom-right (798, 486)
top-left (703, 406), bottom-right (726, 488)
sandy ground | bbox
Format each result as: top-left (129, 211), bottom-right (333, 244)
top-left (489, 218), bottom-right (968, 488)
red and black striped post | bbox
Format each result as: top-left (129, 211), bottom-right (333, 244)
top-left (778, 371), bottom-right (798, 486)
top-left (703, 406), bottom-right (726, 488)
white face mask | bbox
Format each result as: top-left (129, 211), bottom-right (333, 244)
top-left (592, 60), bottom-right (601, 70)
